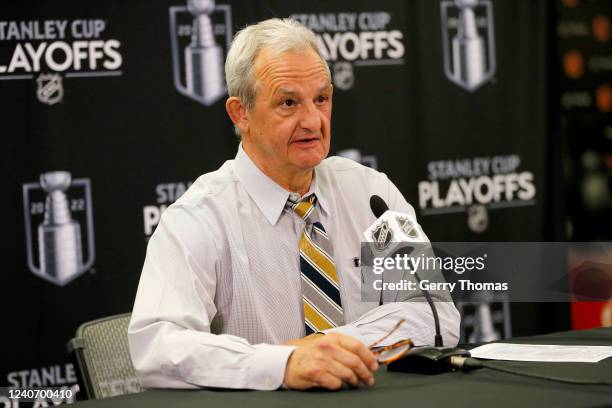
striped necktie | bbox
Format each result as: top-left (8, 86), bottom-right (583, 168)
top-left (288, 194), bottom-right (344, 334)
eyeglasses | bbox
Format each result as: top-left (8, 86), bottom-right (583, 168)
top-left (368, 319), bottom-right (414, 365)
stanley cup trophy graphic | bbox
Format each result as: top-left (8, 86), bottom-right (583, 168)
top-left (451, 0), bottom-right (485, 89)
top-left (169, 0), bottom-right (232, 106)
top-left (468, 303), bottom-right (500, 342)
top-left (38, 172), bottom-right (84, 283)
top-left (23, 171), bottom-right (95, 286)
top-left (441, 0), bottom-right (496, 91)
top-left (184, 0), bottom-right (225, 105)
top-left (337, 149), bottom-right (379, 170)
top-left (460, 291), bottom-right (511, 342)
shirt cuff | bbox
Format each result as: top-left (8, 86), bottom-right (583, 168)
top-left (321, 325), bottom-right (367, 345)
top-left (248, 344), bottom-right (297, 390)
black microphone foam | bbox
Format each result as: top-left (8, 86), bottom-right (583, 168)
top-left (370, 195), bottom-right (389, 218)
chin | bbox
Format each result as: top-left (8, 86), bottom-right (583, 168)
top-left (292, 148), bottom-right (327, 169)
top-left (295, 155), bottom-right (325, 170)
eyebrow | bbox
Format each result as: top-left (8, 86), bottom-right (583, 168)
top-left (319, 82), bottom-right (332, 93)
top-left (275, 83), bottom-right (332, 97)
top-left (276, 88), bottom-right (297, 96)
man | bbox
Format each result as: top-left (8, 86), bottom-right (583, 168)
top-left (128, 18), bottom-right (460, 391)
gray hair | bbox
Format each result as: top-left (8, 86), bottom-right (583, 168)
top-left (225, 18), bottom-right (330, 116)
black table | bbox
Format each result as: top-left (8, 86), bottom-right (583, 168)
top-left (77, 327), bottom-right (612, 408)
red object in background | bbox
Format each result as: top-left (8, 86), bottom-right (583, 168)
top-left (563, 50), bottom-right (584, 79)
top-left (592, 15), bottom-right (611, 43)
top-left (562, 0), bottom-right (580, 8)
top-left (569, 253), bottom-right (612, 330)
top-left (596, 84), bottom-right (612, 113)
top-left (572, 301), bottom-right (612, 329)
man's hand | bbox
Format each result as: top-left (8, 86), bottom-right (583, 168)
top-left (282, 332), bottom-right (379, 390)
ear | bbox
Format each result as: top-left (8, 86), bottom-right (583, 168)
top-left (225, 97), bottom-right (249, 136)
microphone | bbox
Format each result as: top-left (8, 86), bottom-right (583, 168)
top-left (369, 195), bottom-right (390, 307)
top-left (369, 194), bottom-right (388, 218)
top-left (367, 195), bottom-right (469, 374)
top-left (368, 195), bottom-right (443, 347)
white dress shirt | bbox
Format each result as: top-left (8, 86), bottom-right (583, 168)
top-left (128, 145), bottom-right (460, 391)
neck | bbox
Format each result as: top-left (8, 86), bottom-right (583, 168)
top-left (242, 144), bottom-right (313, 196)
top-left (282, 171), bottom-right (313, 196)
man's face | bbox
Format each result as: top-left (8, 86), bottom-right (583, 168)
top-left (242, 47), bottom-right (333, 179)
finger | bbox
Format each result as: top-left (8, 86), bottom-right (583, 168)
top-left (338, 336), bottom-right (379, 372)
top-left (330, 346), bottom-right (375, 386)
top-left (326, 360), bottom-right (360, 387)
top-left (314, 372), bottom-right (344, 390)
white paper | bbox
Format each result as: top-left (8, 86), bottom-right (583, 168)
top-left (469, 343), bottom-right (612, 363)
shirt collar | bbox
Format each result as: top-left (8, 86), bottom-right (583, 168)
top-left (311, 169), bottom-right (330, 219)
top-left (233, 144), bottom-right (329, 226)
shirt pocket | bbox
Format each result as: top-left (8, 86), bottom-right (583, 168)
top-left (339, 258), bottom-right (380, 323)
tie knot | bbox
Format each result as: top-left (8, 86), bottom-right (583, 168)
top-left (289, 194), bottom-right (317, 222)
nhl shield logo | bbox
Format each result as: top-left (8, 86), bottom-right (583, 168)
top-left (169, 0), bottom-right (232, 106)
top-left (372, 221), bottom-right (393, 250)
top-left (22, 171), bottom-right (96, 286)
top-left (36, 73), bottom-right (64, 105)
top-left (440, 0), bottom-right (496, 92)
top-left (397, 216), bottom-right (418, 239)
top-left (333, 62), bottom-right (355, 91)
top-left (467, 204), bottom-right (489, 233)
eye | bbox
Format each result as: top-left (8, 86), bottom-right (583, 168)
top-left (281, 99), bottom-right (296, 108)
top-left (315, 95), bottom-right (329, 105)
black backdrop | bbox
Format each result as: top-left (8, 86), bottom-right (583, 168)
top-left (1, 0), bottom-right (563, 402)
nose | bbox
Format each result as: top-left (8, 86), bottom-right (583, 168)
top-left (299, 100), bottom-right (322, 133)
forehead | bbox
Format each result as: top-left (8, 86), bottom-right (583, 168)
top-left (253, 48), bottom-right (331, 94)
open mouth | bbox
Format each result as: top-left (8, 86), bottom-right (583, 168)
top-left (294, 137), bottom-right (320, 145)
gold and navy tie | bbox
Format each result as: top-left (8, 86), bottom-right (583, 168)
top-left (289, 194), bottom-right (344, 334)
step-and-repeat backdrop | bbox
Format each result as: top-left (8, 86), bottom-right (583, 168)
top-left (1, 0), bottom-right (554, 403)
